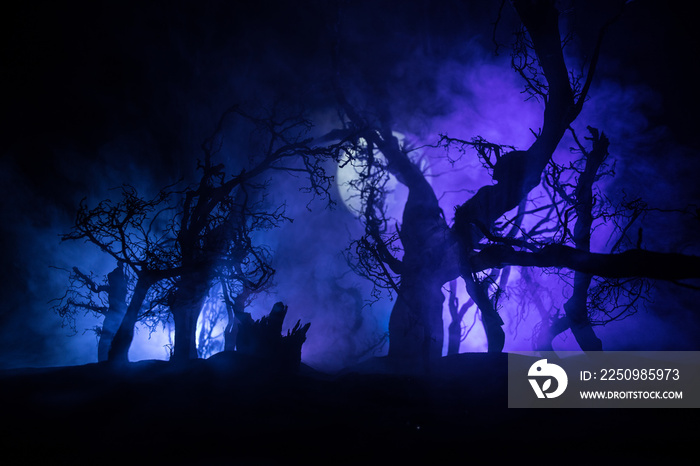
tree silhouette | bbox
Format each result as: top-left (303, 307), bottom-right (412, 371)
top-left (60, 183), bottom-right (181, 364)
top-left (59, 105), bottom-right (342, 364)
top-left (331, 0), bottom-right (700, 364)
top-left (52, 263), bottom-right (129, 362)
top-left (52, 1), bottom-right (700, 370)
top-left (165, 105), bottom-right (338, 363)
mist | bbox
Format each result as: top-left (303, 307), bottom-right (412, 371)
top-left (1, 0), bottom-right (699, 371)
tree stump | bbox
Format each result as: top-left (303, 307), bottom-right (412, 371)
top-left (235, 302), bottom-right (311, 372)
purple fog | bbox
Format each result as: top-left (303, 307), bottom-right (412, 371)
top-left (1, 0), bottom-right (699, 373)
top-left (2, 2), bottom-right (699, 463)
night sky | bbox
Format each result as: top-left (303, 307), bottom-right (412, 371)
top-left (2, 0), bottom-right (699, 370)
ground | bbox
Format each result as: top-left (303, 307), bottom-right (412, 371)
top-left (0, 352), bottom-right (691, 464)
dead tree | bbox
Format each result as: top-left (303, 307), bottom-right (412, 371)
top-left (61, 184), bottom-right (181, 365)
top-left (528, 126), bottom-right (653, 351)
top-left (332, 0), bottom-right (700, 363)
top-left (446, 279), bottom-right (473, 356)
top-left (61, 102), bottom-right (344, 364)
top-left (52, 262), bottom-right (128, 362)
top-left (235, 302), bottom-right (311, 372)
top-left (167, 105), bottom-right (340, 363)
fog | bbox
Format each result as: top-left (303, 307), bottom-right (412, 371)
top-left (1, 0), bottom-right (698, 370)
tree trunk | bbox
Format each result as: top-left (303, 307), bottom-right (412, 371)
top-left (388, 273), bottom-right (445, 364)
top-left (222, 286), bottom-right (251, 352)
top-left (108, 275), bottom-right (152, 365)
top-left (97, 264), bottom-right (127, 362)
top-left (170, 272), bottom-right (210, 363)
top-left (447, 320), bottom-right (461, 356)
top-left (446, 279), bottom-right (475, 355)
top-left (223, 306), bottom-right (237, 352)
top-left (372, 132), bottom-right (459, 365)
top-left (446, 280), bottom-right (461, 356)
top-left (463, 270), bottom-right (505, 353)
top-left (560, 129), bottom-right (608, 351)
top-left (565, 272), bottom-right (602, 350)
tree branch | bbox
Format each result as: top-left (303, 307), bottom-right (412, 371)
top-left (472, 244), bottom-right (700, 280)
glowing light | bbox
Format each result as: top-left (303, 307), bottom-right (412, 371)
top-left (336, 131), bottom-right (428, 220)
top-left (128, 322), bottom-right (174, 362)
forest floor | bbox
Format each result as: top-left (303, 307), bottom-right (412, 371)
top-left (0, 352), bottom-right (691, 464)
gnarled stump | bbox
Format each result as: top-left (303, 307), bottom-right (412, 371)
top-left (236, 302), bottom-right (311, 372)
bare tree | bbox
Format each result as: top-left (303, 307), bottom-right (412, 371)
top-left (60, 104), bottom-right (343, 364)
top-left (330, 0), bottom-right (700, 365)
top-left (60, 184), bottom-right (181, 364)
top-left (52, 262), bottom-right (128, 362)
top-left (166, 104), bottom-right (339, 363)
